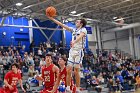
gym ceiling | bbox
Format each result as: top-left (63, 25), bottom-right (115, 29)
top-left (0, 0), bottom-right (140, 30)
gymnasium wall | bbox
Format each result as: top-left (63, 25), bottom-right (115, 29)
top-left (134, 27), bottom-right (140, 59)
top-left (102, 30), bottom-right (131, 54)
top-left (0, 16), bottom-right (30, 50)
top-left (32, 19), bottom-right (62, 46)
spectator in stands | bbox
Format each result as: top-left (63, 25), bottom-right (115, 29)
top-left (13, 46), bottom-right (17, 54)
top-left (40, 56), bottom-right (45, 67)
top-left (28, 65), bottom-right (35, 77)
top-left (38, 47), bottom-right (42, 57)
top-left (7, 46), bottom-right (13, 56)
top-left (34, 56), bottom-right (40, 72)
top-left (3, 52), bottom-right (12, 70)
top-left (0, 46), bottom-right (5, 55)
top-left (42, 48), bottom-right (47, 57)
top-left (46, 41), bottom-right (51, 48)
top-left (98, 73), bottom-right (105, 84)
top-left (85, 72), bottom-right (91, 89)
top-left (22, 53), bottom-right (29, 68)
top-left (43, 42), bottom-right (47, 49)
top-left (91, 76), bottom-right (99, 88)
top-left (121, 67), bottom-right (129, 79)
top-left (20, 46), bottom-right (25, 57)
top-left (115, 71), bottom-right (124, 91)
top-left (27, 53), bottom-right (34, 66)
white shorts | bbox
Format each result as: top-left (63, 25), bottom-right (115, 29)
top-left (67, 49), bottom-right (84, 68)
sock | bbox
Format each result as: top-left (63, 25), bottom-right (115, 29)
top-left (67, 86), bottom-right (70, 90)
top-left (76, 87), bottom-right (80, 91)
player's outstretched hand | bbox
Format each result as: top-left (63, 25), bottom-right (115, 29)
top-left (22, 87), bottom-right (26, 93)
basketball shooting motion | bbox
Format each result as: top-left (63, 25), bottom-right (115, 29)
top-left (46, 6), bottom-right (87, 93)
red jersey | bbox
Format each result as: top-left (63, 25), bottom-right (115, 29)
top-left (59, 67), bottom-right (67, 85)
top-left (59, 67), bottom-right (76, 93)
top-left (4, 71), bottom-right (21, 92)
top-left (42, 64), bottom-right (56, 89)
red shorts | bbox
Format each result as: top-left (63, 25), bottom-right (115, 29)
top-left (0, 88), bottom-right (18, 93)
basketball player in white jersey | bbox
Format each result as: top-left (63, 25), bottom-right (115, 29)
top-left (47, 15), bottom-right (87, 93)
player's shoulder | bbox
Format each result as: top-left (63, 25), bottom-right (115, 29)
top-left (41, 66), bottom-right (46, 70)
top-left (6, 71), bottom-right (12, 74)
top-left (53, 64), bottom-right (59, 71)
top-left (5, 71), bottom-right (13, 77)
top-left (53, 64), bottom-right (59, 69)
top-left (81, 27), bottom-right (87, 31)
top-left (81, 27), bottom-right (87, 34)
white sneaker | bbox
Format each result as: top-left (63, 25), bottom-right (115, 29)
top-left (66, 88), bottom-right (72, 93)
top-left (76, 89), bottom-right (81, 93)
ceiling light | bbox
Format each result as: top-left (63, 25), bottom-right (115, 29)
top-left (125, 0), bottom-right (131, 1)
top-left (69, 12), bottom-right (87, 17)
top-left (70, 11), bottom-right (76, 14)
top-left (16, 3), bottom-right (23, 6)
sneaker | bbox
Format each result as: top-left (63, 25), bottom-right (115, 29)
top-left (76, 89), bottom-right (81, 93)
top-left (66, 88), bottom-right (72, 93)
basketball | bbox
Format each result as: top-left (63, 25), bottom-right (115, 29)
top-left (46, 6), bottom-right (56, 17)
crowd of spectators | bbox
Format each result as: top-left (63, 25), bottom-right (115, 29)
top-left (83, 50), bottom-right (140, 92)
top-left (0, 42), bottom-right (140, 93)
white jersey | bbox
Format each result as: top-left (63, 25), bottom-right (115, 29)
top-left (71, 27), bottom-right (87, 50)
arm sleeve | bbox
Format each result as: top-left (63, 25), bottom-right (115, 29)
top-left (81, 28), bottom-right (87, 35)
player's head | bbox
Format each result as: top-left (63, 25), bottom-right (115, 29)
top-left (75, 19), bottom-right (87, 28)
top-left (11, 63), bottom-right (19, 72)
top-left (58, 56), bottom-right (67, 66)
top-left (45, 53), bottom-right (52, 64)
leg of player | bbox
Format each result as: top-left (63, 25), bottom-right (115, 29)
top-left (74, 51), bottom-right (84, 93)
top-left (66, 65), bottom-right (73, 93)
top-left (74, 66), bottom-right (81, 92)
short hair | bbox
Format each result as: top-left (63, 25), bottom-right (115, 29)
top-left (46, 53), bottom-right (52, 57)
top-left (79, 19), bottom-right (87, 27)
top-left (60, 56), bottom-right (67, 62)
top-left (59, 56), bottom-right (67, 66)
top-left (46, 53), bottom-right (52, 58)
top-left (11, 63), bottom-right (19, 69)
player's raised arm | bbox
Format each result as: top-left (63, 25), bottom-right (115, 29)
top-left (47, 16), bottom-right (72, 32)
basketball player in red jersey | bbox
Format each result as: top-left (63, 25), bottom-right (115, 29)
top-left (35, 54), bottom-right (59, 93)
top-left (49, 56), bottom-right (67, 93)
top-left (0, 63), bottom-right (26, 93)
top-left (50, 56), bottom-right (76, 93)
